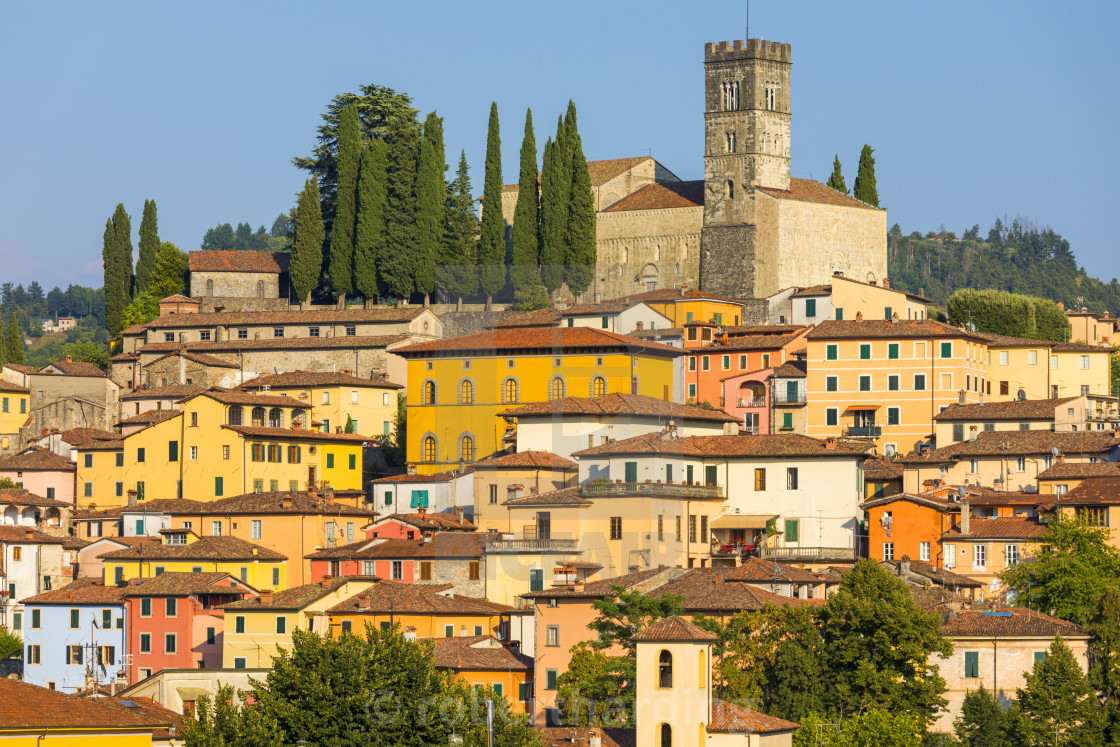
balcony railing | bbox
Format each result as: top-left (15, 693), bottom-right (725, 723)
top-left (582, 482), bottom-right (724, 499)
top-left (772, 392), bottom-right (807, 405)
top-left (761, 546), bottom-right (856, 561)
top-left (737, 397), bottom-right (767, 408)
top-left (710, 541), bottom-right (760, 558)
top-left (845, 426), bottom-right (881, 438)
top-left (485, 537), bottom-right (580, 553)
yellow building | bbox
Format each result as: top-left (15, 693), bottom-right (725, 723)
top-left (0, 678), bottom-right (168, 746)
top-left (933, 396), bottom-right (1093, 447)
top-left (0, 380), bottom-right (30, 454)
top-left (772, 274), bottom-right (931, 326)
top-left (1055, 476), bottom-right (1120, 548)
top-left (73, 389), bottom-right (366, 508)
top-left (433, 635), bottom-right (533, 713)
top-left (395, 327), bottom-right (682, 473)
top-left (238, 371), bottom-right (402, 439)
top-left (1065, 307), bottom-right (1117, 345)
top-left (325, 580), bottom-right (515, 640)
top-left (939, 516), bottom-right (1045, 600)
top-left (977, 332), bottom-right (1113, 401)
top-left (621, 288), bottom-right (751, 328)
top-left (221, 576), bottom-right (379, 668)
top-left (1036, 461), bottom-right (1120, 495)
top-left (805, 319), bottom-right (989, 456)
top-left (100, 527), bottom-right (288, 590)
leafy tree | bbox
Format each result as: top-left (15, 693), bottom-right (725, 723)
top-left (826, 155), bottom-right (848, 194)
top-left (135, 199), bottom-right (159, 293)
top-left (60, 339), bottom-right (108, 370)
top-left (291, 178), bottom-right (325, 305)
top-left (201, 222), bottom-right (236, 250)
top-left (438, 150), bottom-right (479, 304)
top-left (478, 103), bottom-right (506, 306)
top-left (354, 139), bottom-right (388, 302)
top-left (794, 710), bottom-right (922, 747)
top-left (414, 112), bottom-right (447, 305)
top-left (1001, 515), bottom-right (1120, 626)
top-left (0, 628), bottom-right (22, 660)
top-left (1013, 636), bottom-right (1103, 746)
top-left (947, 289), bottom-right (1071, 342)
top-left (853, 144), bottom-right (879, 207)
top-left (327, 103), bottom-right (360, 299)
top-left (564, 102), bottom-right (595, 296)
top-left (149, 241), bottom-right (189, 299)
top-left (5, 313), bottom-right (25, 365)
top-left (954, 684), bottom-right (1006, 746)
top-left (381, 115), bottom-right (421, 300)
top-left (816, 559), bottom-right (951, 727)
top-left (1086, 586), bottom-right (1120, 742)
top-left (121, 293), bottom-right (160, 329)
top-left (510, 108), bottom-right (541, 295)
top-left (270, 213), bottom-right (291, 238)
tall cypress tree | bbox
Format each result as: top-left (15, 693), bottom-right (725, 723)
top-left (135, 199), bottom-right (159, 294)
top-left (477, 102), bottom-right (506, 306)
top-left (564, 102), bottom-right (596, 296)
top-left (538, 137), bottom-right (562, 293)
top-left (853, 144), bottom-right (879, 207)
top-left (291, 178), bottom-right (325, 305)
top-left (826, 155), bottom-right (848, 194)
top-left (510, 108), bottom-right (541, 295)
top-left (328, 103), bottom-right (359, 300)
top-left (381, 116), bottom-right (420, 300)
top-left (103, 204), bottom-right (133, 336)
top-left (114, 203), bottom-right (134, 301)
top-left (5, 313), bottom-right (24, 365)
top-left (439, 150), bottom-right (479, 304)
top-left (354, 139), bottom-right (388, 303)
top-left (414, 112), bottom-right (447, 305)
top-left (0, 318), bottom-right (5, 367)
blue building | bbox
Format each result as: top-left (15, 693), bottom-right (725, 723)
top-left (21, 578), bottom-right (127, 692)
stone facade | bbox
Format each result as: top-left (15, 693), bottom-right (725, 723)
top-left (21, 398), bottom-right (111, 450)
top-left (143, 352), bottom-right (241, 390)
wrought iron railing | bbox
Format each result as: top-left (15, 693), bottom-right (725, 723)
top-left (582, 482), bottom-right (724, 499)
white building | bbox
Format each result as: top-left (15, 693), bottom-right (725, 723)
top-left (369, 468), bottom-right (475, 517)
top-left (559, 300), bottom-right (673, 335)
top-left (0, 526), bottom-right (66, 632)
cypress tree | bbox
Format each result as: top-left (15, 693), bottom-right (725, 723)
top-left (826, 155), bottom-right (848, 194)
top-left (103, 204), bottom-right (133, 336)
top-left (328, 103), bottom-right (359, 300)
top-left (291, 178), bottom-right (325, 305)
top-left (381, 116), bottom-right (420, 300)
top-left (5, 313), bottom-right (24, 365)
top-left (135, 199), bottom-right (159, 293)
top-left (510, 108), bottom-right (541, 295)
top-left (477, 102), bottom-right (506, 306)
top-left (538, 137), bottom-right (562, 293)
top-left (114, 203), bottom-right (134, 301)
top-left (354, 139), bottom-right (388, 303)
top-left (564, 102), bottom-right (596, 296)
top-left (853, 144), bottom-right (879, 207)
top-left (439, 150), bottom-right (479, 304)
top-left (0, 318), bottom-right (5, 367)
top-left (414, 112), bottom-right (447, 305)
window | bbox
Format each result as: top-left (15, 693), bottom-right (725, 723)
top-left (211, 520), bottom-right (223, 536)
top-left (944, 544), bottom-right (956, 568)
top-left (268, 408), bottom-right (283, 428)
top-left (272, 327), bottom-right (284, 338)
top-left (423, 436), bottom-right (436, 462)
top-left (826, 344), bottom-right (838, 361)
top-left (164, 332), bottom-right (175, 342)
top-left (237, 328), bottom-right (248, 340)
top-left (974, 544), bottom-right (987, 568)
top-left (162, 597), bottom-right (177, 617)
top-left (326, 453), bottom-right (335, 468)
top-left (859, 375), bottom-right (871, 392)
top-left (391, 561), bottom-right (403, 580)
top-left (999, 350), bottom-right (1009, 365)
top-left (70, 608), bottom-right (79, 628)
top-left (276, 616), bottom-right (287, 634)
top-left (782, 412), bottom-right (793, 429)
top-left (883, 542), bottom-right (894, 561)
top-left (658, 650), bottom-right (673, 688)
top-left (214, 477), bottom-right (223, 496)
top-left (115, 452), bottom-right (124, 467)
top-left (1081, 355), bottom-right (1091, 370)
top-left (235, 616), bottom-right (246, 634)
top-left (1016, 457), bottom-right (1026, 472)
top-left (887, 407), bottom-right (900, 426)
top-left (139, 634), bottom-right (151, 653)
top-left (266, 445), bottom-right (283, 463)
top-left (609, 516), bottom-right (622, 540)
top-left (190, 445), bottom-right (198, 461)
top-left (31, 609), bottom-right (40, 629)
top-left (887, 374), bottom-right (899, 392)
top-left (940, 341), bottom-right (952, 358)
top-left (1006, 544), bottom-right (1019, 565)
top-left (84, 453), bottom-right (93, 468)
top-left (26, 645), bottom-right (40, 665)
top-left (826, 408), bottom-right (838, 426)
top-left (826, 376), bottom-right (838, 392)
top-left (859, 343), bottom-right (871, 360)
top-left (84, 482), bottom-right (93, 498)
top-left (251, 520), bottom-right (262, 540)
top-left (676, 516), bottom-right (682, 542)
top-left (459, 380), bottom-right (474, 404)
top-left (546, 669), bottom-right (558, 690)
top-left (251, 406), bottom-right (265, 426)
top-left (164, 634), bottom-right (177, 654)
top-left (550, 377), bottom-right (565, 400)
top-left (805, 299), bottom-right (817, 318)
top-left (964, 651), bottom-right (979, 678)
top-left (784, 519), bottom-right (799, 542)
top-left (786, 467), bottom-right (798, 490)
top-left (751, 468), bottom-right (766, 491)
top-left (137, 447), bottom-right (145, 462)
top-left (234, 657), bottom-right (246, 669)
top-left (920, 541), bottom-right (931, 562)
top-left (914, 374), bottom-right (926, 391)
top-left (888, 343), bottom-right (899, 360)
top-left (503, 378), bottom-right (519, 403)
top-left (468, 561), bottom-right (480, 580)
top-left (546, 625), bottom-right (560, 647)
top-left (308, 326), bottom-right (319, 337)
top-left (460, 435), bottom-right (475, 462)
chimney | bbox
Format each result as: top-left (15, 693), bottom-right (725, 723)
top-left (357, 595), bottom-right (371, 610)
top-left (868, 279), bottom-right (877, 286)
top-left (454, 506), bottom-right (465, 524)
top-left (635, 321), bottom-right (644, 331)
top-left (308, 484), bottom-right (318, 500)
top-left (406, 463), bottom-right (417, 476)
top-left (281, 497), bottom-right (293, 509)
top-left (24, 528), bottom-right (34, 541)
top-left (127, 489), bottom-right (138, 508)
top-left (968, 426), bottom-right (978, 441)
top-left (961, 497), bottom-right (971, 535)
top-left (959, 390), bottom-right (967, 405)
top-left (251, 547), bottom-right (258, 556)
top-left (260, 589), bottom-right (274, 604)
top-left (825, 437), bottom-right (837, 450)
top-left (1057, 301), bottom-right (1065, 311)
top-left (721, 332), bottom-right (729, 346)
top-left (573, 580), bottom-right (585, 592)
top-left (855, 311), bottom-right (863, 320)
top-left (417, 505), bottom-right (427, 517)
top-left (882, 277), bottom-right (891, 289)
top-left (65, 355), bottom-right (73, 363)
top-left (899, 555), bottom-right (910, 575)
top-left (324, 486), bottom-right (335, 505)
top-left (335, 426), bottom-right (342, 434)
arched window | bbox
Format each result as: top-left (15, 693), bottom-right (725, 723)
top-left (660, 723), bottom-right (672, 747)
top-left (592, 377), bottom-right (606, 397)
top-left (459, 379), bottom-right (474, 404)
top-left (291, 409), bottom-right (305, 427)
top-left (228, 406), bottom-right (243, 426)
top-left (256, 279), bottom-right (264, 298)
top-left (727, 179), bottom-right (735, 199)
top-left (268, 408), bottom-right (283, 428)
top-left (460, 434), bottom-right (475, 462)
top-left (659, 650), bottom-right (673, 689)
top-left (503, 378), bottom-right (519, 404)
top-left (549, 377), bottom-right (566, 401)
top-left (206, 278), bottom-right (214, 296)
top-left (423, 436), bottom-right (436, 463)
top-left (698, 649), bottom-right (706, 689)
top-left (251, 407), bottom-right (265, 427)
top-left (422, 380), bottom-right (437, 405)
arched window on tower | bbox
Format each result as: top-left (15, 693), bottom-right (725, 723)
top-left (550, 377), bottom-right (566, 400)
top-left (660, 723), bottom-right (672, 747)
top-left (459, 380), bottom-right (474, 404)
top-left (256, 279), bottom-right (264, 298)
top-left (659, 649), bottom-right (673, 688)
top-left (727, 180), bottom-right (735, 199)
top-left (592, 377), bottom-right (606, 397)
top-left (206, 279), bottom-right (214, 297)
top-left (460, 435), bottom-right (475, 462)
top-left (423, 436), bottom-right (436, 462)
top-left (503, 378), bottom-right (519, 404)
top-left (422, 381), bottom-right (436, 405)
top-left (228, 406), bottom-right (243, 426)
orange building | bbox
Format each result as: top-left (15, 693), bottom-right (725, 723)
top-left (861, 491), bottom-right (959, 565)
top-left (433, 635), bottom-right (532, 713)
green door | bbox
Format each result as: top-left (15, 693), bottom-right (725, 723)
top-left (624, 462), bottom-right (638, 483)
top-left (786, 381), bottom-right (797, 402)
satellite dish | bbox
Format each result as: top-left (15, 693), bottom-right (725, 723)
top-left (1051, 447), bottom-right (1060, 457)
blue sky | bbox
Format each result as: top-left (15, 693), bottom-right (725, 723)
top-left (1, 1), bottom-right (1117, 291)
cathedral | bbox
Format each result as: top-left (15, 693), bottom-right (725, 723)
top-left (500, 36), bottom-right (888, 304)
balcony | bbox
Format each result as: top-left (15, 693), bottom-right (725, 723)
top-left (761, 546), bottom-right (857, 562)
top-left (582, 482), bottom-right (724, 499)
top-left (737, 397), bottom-right (767, 408)
top-left (845, 426), bottom-right (881, 438)
top-left (772, 392), bottom-right (807, 405)
top-left (485, 537), bottom-right (580, 553)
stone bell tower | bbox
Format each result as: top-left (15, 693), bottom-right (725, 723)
top-left (700, 38), bottom-right (792, 300)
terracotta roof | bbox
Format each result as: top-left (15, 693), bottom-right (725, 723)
top-left (395, 327), bottom-right (682, 358)
top-left (121, 384), bottom-right (206, 401)
top-left (572, 432), bottom-right (869, 458)
top-left (863, 457), bottom-right (903, 481)
top-left (1059, 476), bottom-right (1120, 505)
top-left (587, 156), bottom-right (653, 186)
top-left (3, 363), bottom-right (38, 375)
top-left (196, 491), bottom-right (373, 516)
top-left (122, 571), bottom-right (246, 597)
top-left (934, 398), bottom-right (1078, 422)
top-left (504, 486), bottom-right (587, 506)
top-left (22, 578), bottom-right (128, 605)
top-left (790, 284), bottom-right (832, 298)
top-left (881, 559), bottom-right (983, 588)
top-left (139, 334), bottom-right (411, 355)
top-left (470, 451), bottom-right (578, 470)
top-left (103, 696), bottom-right (183, 741)
top-left (121, 324), bottom-right (149, 336)
top-left (522, 567), bottom-right (675, 599)
top-left (370, 511), bottom-right (476, 531)
top-left (307, 534), bottom-right (484, 560)
top-left (52, 427), bottom-right (121, 446)
top-left (491, 308), bottom-right (561, 328)
top-left (653, 568), bottom-right (825, 612)
top-left (622, 288), bottom-right (750, 306)
top-left (560, 299), bottom-right (645, 316)
top-left (370, 469), bottom-right (471, 484)
top-left (117, 409), bottom-right (183, 427)
top-left (805, 319), bottom-right (989, 342)
top-left (0, 379), bottom-right (29, 393)
top-left (146, 350), bottom-right (240, 369)
top-left (64, 536), bottom-right (93, 550)
top-left (98, 535), bottom-right (286, 561)
top-left (142, 307), bottom-right (425, 330)
top-left (707, 700), bottom-right (799, 734)
top-left (188, 250), bottom-right (290, 273)
top-left (962, 488), bottom-right (1049, 507)
top-left (0, 487), bottom-right (71, 508)
top-left (500, 392), bottom-right (738, 423)
top-left (327, 582), bottom-right (514, 615)
top-left (538, 727), bottom-right (635, 747)
top-left (725, 557), bottom-right (827, 584)
top-left (238, 371), bottom-right (403, 390)
top-left (772, 360), bottom-right (807, 378)
top-left (0, 446), bottom-right (75, 472)
top-left (1038, 461), bottom-right (1120, 479)
top-left (1052, 340), bottom-right (1111, 352)
top-left (40, 359), bottom-right (106, 377)
top-left (0, 679), bottom-right (169, 729)
top-left (433, 635), bottom-right (532, 671)
top-left (222, 576), bottom-right (377, 610)
top-left (221, 424), bottom-right (369, 442)
top-left (602, 181), bottom-right (704, 212)
top-left (180, 388), bottom-right (304, 407)
top-left (72, 499), bottom-right (208, 520)
top-left (632, 615), bottom-right (718, 642)
top-left (940, 608), bottom-right (1084, 638)
top-left (0, 526), bottom-right (66, 545)
top-left (942, 517), bottom-right (1047, 540)
top-left (903, 430), bottom-right (1120, 461)
top-left (859, 491), bottom-right (954, 512)
top-left (698, 332), bottom-right (803, 352)
top-left (159, 294), bottom-right (197, 303)
top-left (756, 177), bottom-right (878, 210)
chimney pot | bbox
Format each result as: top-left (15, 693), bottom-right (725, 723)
top-left (260, 589), bottom-right (274, 604)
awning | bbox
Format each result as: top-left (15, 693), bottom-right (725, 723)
top-left (711, 514), bottom-right (774, 530)
top-left (845, 405), bottom-right (881, 411)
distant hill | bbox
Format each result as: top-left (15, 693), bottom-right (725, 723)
top-left (886, 219), bottom-right (1120, 315)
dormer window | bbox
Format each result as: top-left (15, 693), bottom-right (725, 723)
top-left (165, 532), bottom-right (187, 546)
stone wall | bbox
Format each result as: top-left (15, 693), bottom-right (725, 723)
top-left (700, 223), bottom-right (758, 300)
top-left (144, 354), bottom-right (240, 389)
top-left (190, 270), bottom-right (285, 300)
top-left (198, 296), bottom-right (290, 313)
top-left (592, 206), bottom-right (703, 302)
top-left (438, 311), bottom-right (510, 338)
top-left (433, 556), bottom-right (486, 599)
top-left (21, 398), bottom-right (112, 449)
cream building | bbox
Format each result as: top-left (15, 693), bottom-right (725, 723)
top-left (932, 396), bottom-right (1091, 447)
top-left (977, 332), bottom-right (1113, 402)
top-left (768, 274), bottom-right (931, 326)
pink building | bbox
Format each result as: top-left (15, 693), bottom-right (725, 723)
top-left (720, 359), bottom-right (808, 435)
top-left (0, 447), bottom-right (76, 506)
top-left (308, 534), bottom-right (485, 597)
top-left (363, 509), bottom-right (475, 540)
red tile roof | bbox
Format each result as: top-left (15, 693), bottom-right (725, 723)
top-left (653, 568), bottom-right (826, 612)
top-left (53, 427), bottom-right (121, 446)
top-left (756, 177), bottom-right (878, 210)
top-left (572, 432), bottom-right (869, 458)
top-left (158, 294), bottom-right (197, 303)
top-left (806, 318), bottom-right (988, 342)
top-left (697, 332), bottom-right (803, 352)
top-left (903, 430), bottom-right (1120, 461)
top-left (587, 156), bottom-right (655, 186)
top-left (0, 446), bottom-right (75, 472)
top-left (470, 450), bottom-right (578, 470)
top-left (725, 557), bottom-right (827, 584)
top-left (491, 308), bottom-right (561, 329)
top-left (500, 392), bottom-right (738, 423)
top-left (188, 250), bottom-right (290, 273)
top-left (139, 335), bottom-right (411, 355)
top-left (1059, 476), bottom-right (1120, 505)
top-left (327, 582), bottom-right (514, 615)
top-left (1037, 461), bottom-right (1120, 480)
top-left (223, 576), bottom-right (377, 610)
top-left (521, 567), bottom-right (675, 599)
top-left (0, 526), bottom-right (66, 545)
top-left (433, 635), bottom-right (532, 671)
top-left (622, 288), bottom-right (750, 306)
top-left (117, 409), bottom-right (183, 427)
top-left (40, 359), bottom-right (107, 377)
top-left (0, 679), bottom-right (170, 729)
top-left (602, 181), bottom-right (704, 212)
top-left (771, 360), bottom-right (807, 378)
top-left (0, 487), bottom-right (71, 508)
top-left (307, 534), bottom-right (484, 560)
top-left (98, 535), bottom-right (286, 561)
top-left (863, 457), bottom-right (903, 481)
top-left (503, 486), bottom-right (587, 506)
top-left (197, 491), bottom-right (373, 516)
top-left (395, 327), bottom-right (682, 357)
top-left (934, 398), bottom-right (1078, 422)
top-left (120, 384), bottom-right (206, 401)
top-left (145, 350), bottom-right (240, 369)
top-left (631, 615), bottom-right (718, 642)
top-left (221, 425), bottom-right (369, 442)
top-left (238, 371), bottom-right (402, 390)
top-left (141, 307), bottom-right (425, 330)
top-left (369, 511), bottom-right (476, 531)
top-left (369, 470), bottom-right (472, 484)
top-left (22, 578), bottom-right (128, 605)
top-left (182, 388), bottom-right (305, 408)
top-left (538, 727), bottom-right (635, 747)
top-left (0, 379), bottom-right (29, 393)
top-left (943, 517), bottom-right (1047, 540)
top-left (122, 571), bottom-right (248, 597)
top-left (708, 700), bottom-right (799, 733)
top-left (940, 608), bottom-right (1083, 638)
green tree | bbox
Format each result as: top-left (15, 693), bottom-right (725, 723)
top-left (0, 626), bottom-right (20, 659)
top-left (540, 114), bottom-right (572, 294)
top-left (1086, 586), bottom-right (1120, 742)
top-left (5, 313), bottom-right (25, 365)
top-left (478, 102), bottom-right (506, 306)
top-left (149, 241), bottom-right (189, 299)
top-left (414, 112), bottom-right (447, 305)
top-left (327, 103), bottom-right (360, 299)
top-left (381, 116), bottom-right (420, 300)
top-left (794, 710), bottom-right (922, 747)
top-left (817, 559), bottom-right (951, 727)
top-left (60, 339), bottom-right (108, 370)
top-left (852, 144), bottom-right (879, 207)
top-left (291, 178), bottom-right (325, 305)
top-left (1001, 515), bottom-right (1120, 626)
top-left (954, 685), bottom-right (1006, 746)
top-left (354, 139), bottom-right (388, 302)
top-left (135, 199), bottom-right (159, 293)
top-left (564, 102), bottom-right (596, 296)
top-left (438, 150), bottom-right (479, 304)
top-left (1013, 636), bottom-right (1103, 746)
top-left (826, 155), bottom-right (848, 194)
top-left (510, 108), bottom-right (541, 295)
top-left (120, 293), bottom-right (160, 329)
top-left (102, 203), bottom-right (133, 336)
